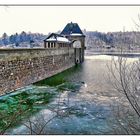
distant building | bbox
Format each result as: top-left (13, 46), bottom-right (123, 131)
top-left (44, 22), bottom-right (86, 63)
top-left (44, 33), bottom-right (71, 48)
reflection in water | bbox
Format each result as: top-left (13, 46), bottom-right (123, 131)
top-left (3, 55), bottom-right (140, 134)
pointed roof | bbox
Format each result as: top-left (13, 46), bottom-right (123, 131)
top-left (61, 22), bottom-right (85, 37)
top-left (44, 33), bottom-right (70, 43)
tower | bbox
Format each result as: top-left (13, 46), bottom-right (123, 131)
top-left (61, 22), bottom-right (85, 63)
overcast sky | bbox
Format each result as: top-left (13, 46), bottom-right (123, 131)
top-left (0, 6), bottom-right (140, 35)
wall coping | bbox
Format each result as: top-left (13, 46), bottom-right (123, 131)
top-left (0, 47), bottom-right (73, 53)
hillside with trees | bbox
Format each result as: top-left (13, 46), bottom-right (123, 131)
top-left (0, 31), bottom-right (46, 48)
top-left (1, 30), bottom-right (140, 51)
top-left (83, 30), bottom-right (140, 51)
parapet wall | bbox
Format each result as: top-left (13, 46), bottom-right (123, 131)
top-left (0, 48), bottom-right (75, 96)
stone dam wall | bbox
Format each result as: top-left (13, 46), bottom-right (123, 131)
top-left (0, 48), bottom-right (75, 96)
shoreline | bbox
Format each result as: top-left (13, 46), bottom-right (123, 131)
top-left (85, 50), bottom-right (140, 58)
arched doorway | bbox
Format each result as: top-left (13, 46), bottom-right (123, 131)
top-left (73, 40), bottom-right (82, 64)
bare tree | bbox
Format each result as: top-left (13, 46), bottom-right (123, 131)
top-left (108, 55), bottom-right (140, 117)
top-left (107, 48), bottom-right (140, 134)
top-left (20, 91), bottom-right (75, 134)
top-left (0, 103), bottom-right (31, 135)
top-left (20, 88), bottom-right (95, 135)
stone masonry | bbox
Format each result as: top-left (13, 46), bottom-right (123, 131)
top-left (0, 48), bottom-right (75, 96)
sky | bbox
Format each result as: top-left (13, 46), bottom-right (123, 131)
top-left (0, 6), bottom-right (140, 35)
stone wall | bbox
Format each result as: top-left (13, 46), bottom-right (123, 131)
top-left (68, 35), bottom-right (85, 63)
top-left (0, 48), bottom-right (75, 96)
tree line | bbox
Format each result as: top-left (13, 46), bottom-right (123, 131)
top-left (83, 30), bottom-right (140, 49)
top-left (0, 31), bottom-right (46, 47)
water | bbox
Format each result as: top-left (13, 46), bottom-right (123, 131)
top-left (1, 54), bottom-right (140, 135)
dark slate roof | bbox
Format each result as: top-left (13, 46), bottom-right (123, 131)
top-left (44, 33), bottom-right (70, 43)
top-left (44, 33), bottom-right (63, 41)
top-left (61, 22), bottom-right (85, 36)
